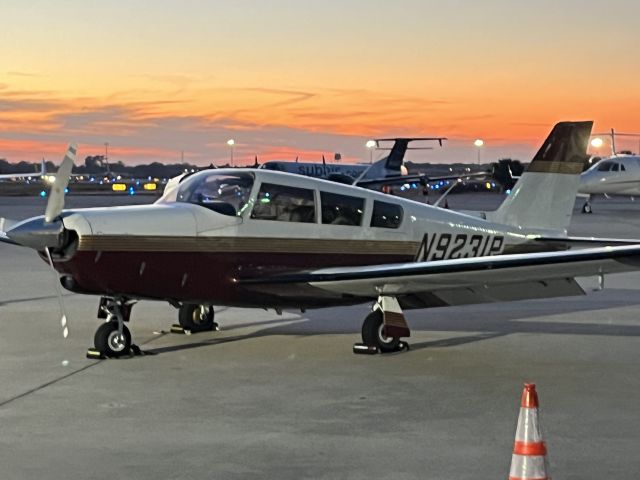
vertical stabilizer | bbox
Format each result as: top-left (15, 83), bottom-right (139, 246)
top-left (487, 121), bottom-right (592, 234)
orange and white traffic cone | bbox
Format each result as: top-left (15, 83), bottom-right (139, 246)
top-left (509, 383), bottom-right (550, 480)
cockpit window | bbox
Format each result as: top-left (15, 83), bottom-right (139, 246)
top-left (612, 163), bottom-right (620, 172)
top-left (176, 171), bottom-right (254, 216)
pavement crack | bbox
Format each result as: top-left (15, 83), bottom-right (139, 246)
top-left (0, 361), bottom-right (102, 408)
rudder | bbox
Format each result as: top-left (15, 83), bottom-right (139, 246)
top-left (488, 121), bottom-right (592, 234)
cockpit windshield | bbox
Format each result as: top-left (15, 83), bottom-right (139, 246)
top-left (175, 171), bottom-right (254, 216)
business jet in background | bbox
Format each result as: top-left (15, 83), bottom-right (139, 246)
top-left (579, 130), bottom-right (640, 213)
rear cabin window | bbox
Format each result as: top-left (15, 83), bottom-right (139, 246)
top-left (597, 161), bottom-right (614, 171)
top-left (320, 192), bottom-right (364, 226)
top-left (250, 183), bottom-right (315, 223)
top-left (371, 200), bottom-right (403, 229)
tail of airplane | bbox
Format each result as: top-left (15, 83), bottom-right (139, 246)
top-left (487, 121), bottom-right (592, 235)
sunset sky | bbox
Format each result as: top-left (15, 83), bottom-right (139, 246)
top-left (1, 0), bottom-right (639, 165)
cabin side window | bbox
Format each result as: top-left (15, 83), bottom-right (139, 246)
top-left (250, 183), bottom-right (316, 223)
top-left (320, 192), bottom-right (364, 226)
top-left (370, 200), bottom-right (403, 229)
top-left (597, 161), bottom-right (613, 171)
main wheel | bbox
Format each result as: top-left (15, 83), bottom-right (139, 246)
top-left (94, 322), bottom-right (131, 357)
top-left (179, 304), bottom-right (215, 332)
top-left (582, 202), bottom-right (592, 214)
top-left (361, 310), bottom-right (400, 353)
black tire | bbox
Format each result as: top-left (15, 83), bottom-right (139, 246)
top-left (582, 203), bottom-right (592, 214)
top-left (361, 310), bottom-right (400, 353)
top-left (179, 304), bottom-right (215, 332)
top-left (94, 322), bottom-right (131, 357)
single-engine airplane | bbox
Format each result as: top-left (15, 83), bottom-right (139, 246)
top-left (2, 122), bottom-right (640, 357)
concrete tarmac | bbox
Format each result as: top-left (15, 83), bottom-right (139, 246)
top-left (0, 194), bottom-right (639, 479)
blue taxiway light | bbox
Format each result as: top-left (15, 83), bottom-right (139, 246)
top-left (39, 190), bottom-right (47, 198)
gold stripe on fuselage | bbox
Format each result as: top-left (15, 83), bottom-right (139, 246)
top-left (78, 235), bottom-right (422, 255)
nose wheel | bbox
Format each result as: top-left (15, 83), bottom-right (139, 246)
top-left (94, 322), bottom-right (131, 357)
top-left (582, 201), bottom-right (592, 214)
top-left (88, 297), bottom-right (137, 359)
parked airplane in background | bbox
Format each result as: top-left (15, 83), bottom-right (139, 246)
top-left (260, 138), bottom-right (452, 187)
top-left (579, 153), bottom-right (640, 213)
top-left (2, 122), bottom-right (640, 359)
top-left (578, 129), bottom-right (640, 213)
top-left (0, 159), bottom-right (47, 180)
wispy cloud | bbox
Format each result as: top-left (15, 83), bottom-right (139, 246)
top-left (6, 71), bottom-right (44, 78)
top-left (0, 82), bottom-right (543, 165)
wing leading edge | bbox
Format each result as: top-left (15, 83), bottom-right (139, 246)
top-left (240, 245), bottom-right (640, 298)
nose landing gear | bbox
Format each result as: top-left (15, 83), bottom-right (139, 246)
top-left (88, 297), bottom-right (138, 359)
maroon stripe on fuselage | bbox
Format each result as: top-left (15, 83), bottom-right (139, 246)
top-left (52, 251), bottom-right (412, 307)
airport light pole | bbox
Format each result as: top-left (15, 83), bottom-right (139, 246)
top-left (366, 139), bottom-right (376, 164)
top-left (227, 139), bottom-right (235, 167)
top-left (474, 139), bottom-right (484, 165)
top-left (104, 142), bottom-right (111, 175)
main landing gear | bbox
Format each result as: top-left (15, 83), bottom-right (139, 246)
top-left (581, 195), bottom-right (593, 214)
top-left (354, 296), bottom-right (411, 355)
top-left (88, 297), bottom-right (137, 358)
top-left (170, 304), bottom-right (218, 334)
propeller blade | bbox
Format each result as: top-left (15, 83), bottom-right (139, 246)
top-left (44, 144), bottom-right (77, 223)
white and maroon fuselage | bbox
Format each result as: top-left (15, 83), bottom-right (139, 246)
top-left (50, 169), bottom-right (545, 308)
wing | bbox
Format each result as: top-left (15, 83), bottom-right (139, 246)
top-left (0, 172), bottom-right (42, 180)
top-left (0, 221), bottom-right (18, 245)
top-left (240, 245), bottom-right (640, 302)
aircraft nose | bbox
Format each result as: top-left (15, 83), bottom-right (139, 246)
top-left (6, 216), bottom-right (67, 251)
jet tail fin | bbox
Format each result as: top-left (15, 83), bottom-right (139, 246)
top-left (487, 121), bottom-right (592, 234)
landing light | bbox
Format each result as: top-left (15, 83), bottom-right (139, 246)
top-left (591, 138), bottom-right (604, 148)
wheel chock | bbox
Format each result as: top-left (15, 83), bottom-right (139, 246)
top-left (86, 348), bottom-right (107, 359)
top-left (353, 343), bottom-right (379, 355)
top-left (170, 324), bottom-right (192, 335)
top-left (353, 341), bottom-right (410, 355)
